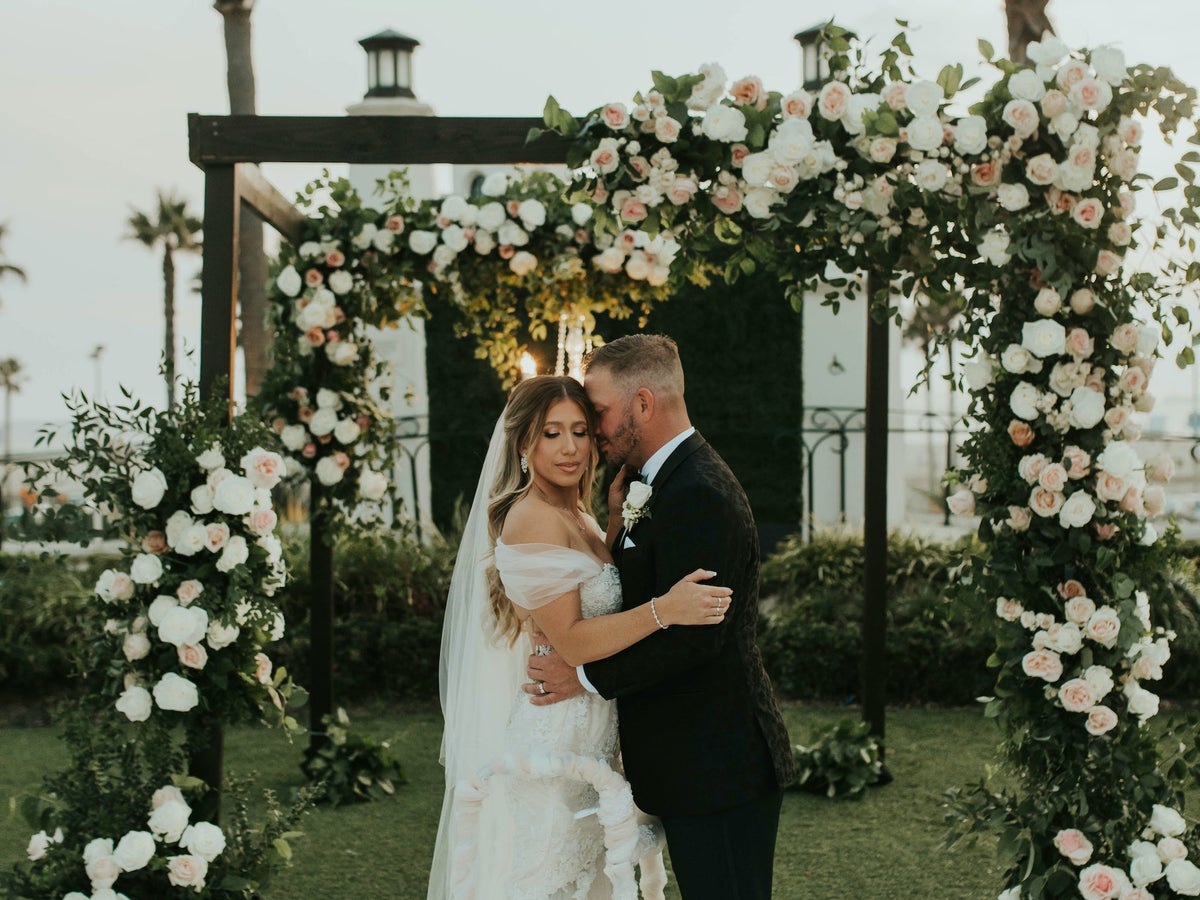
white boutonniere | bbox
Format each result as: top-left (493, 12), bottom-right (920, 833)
top-left (621, 480), bottom-right (653, 531)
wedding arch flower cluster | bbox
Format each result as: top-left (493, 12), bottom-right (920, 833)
top-left (41, 387), bottom-right (300, 729)
top-left (539, 25), bottom-right (1200, 900)
top-left (262, 170), bottom-right (673, 526)
top-left (32, 784), bottom-right (226, 897)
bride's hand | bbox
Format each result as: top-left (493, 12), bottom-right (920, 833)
top-left (655, 569), bottom-right (733, 627)
top-left (607, 465), bottom-right (635, 516)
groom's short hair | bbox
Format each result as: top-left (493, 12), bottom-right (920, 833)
top-left (584, 333), bottom-right (685, 400)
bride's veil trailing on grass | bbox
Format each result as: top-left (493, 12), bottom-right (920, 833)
top-left (428, 413), bottom-right (525, 897)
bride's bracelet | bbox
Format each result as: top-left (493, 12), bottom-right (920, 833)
top-left (650, 597), bottom-right (668, 630)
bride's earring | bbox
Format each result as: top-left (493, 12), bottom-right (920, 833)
top-left (520, 454), bottom-right (529, 475)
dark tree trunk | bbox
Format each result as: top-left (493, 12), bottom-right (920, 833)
top-left (1005, 0), bottom-right (1054, 65)
top-left (163, 246), bottom-right (175, 409)
top-left (217, 0), bottom-right (268, 398)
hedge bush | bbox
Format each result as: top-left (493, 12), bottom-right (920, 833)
top-left (8, 528), bottom-right (1200, 710)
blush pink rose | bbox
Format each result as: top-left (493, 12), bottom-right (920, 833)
top-left (1065, 328), bottom-right (1094, 359)
top-left (729, 144), bottom-right (750, 167)
top-left (971, 162), bottom-right (1002, 187)
top-left (1063, 446), bottom-right (1091, 479)
top-left (204, 523), bottom-right (230, 553)
top-left (254, 652), bottom-right (273, 685)
top-left (304, 268), bottom-right (323, 287)
top-left (1058, 579), bottom-right (1087, 600)
top-left (1054, 828), bottom-right (1095, 865)
top-left (712, 186), bottom-right (744, 215)
top-left (178, 643), bottom-right (208, 670)
top-left (1119, 366), bottom-right (1148, 396)
top-left (1025, 153), bottom-right (1059, 186)
top-left (619, 196), bottom-right (648, 224)
top-left (386, 215), bottom-right (405, 233)
top-left (817, 81), bottom-right (852, 120)
top-left (1071, 198), bottom-right (1104, 230)
top-left (325, 249), bottom-right (345, 268)
top-left (1077, 864), bottom-right (1121, 900)
top-left (1058, 678), bottom-right (1096, 712)
top-left (1065, 596), bottom-right (1097, 625)
top-left (248, 508), bottom-right (278, 536)
top-left (1094, 472), bottom-right (1127, 503)
top-left (1089, 710), bottom-right (1113, 734)
top-left (1022, 649), bottom-right (1064, 682)
top-left (1030, 487), bottom-right (1066, 517)
top-left (305, 327), bottom-right (326, 347)
top-left (177, 580), bottom-right (203, 605)
top-left (1041, 89), bottom-right (1068, 118)
top-left (730, 76), bottom-right (767, 110)
top-left (666, 177), bottom-right (699, 206)
top-left (1008, 420), bottom-right (1035, 447)
top-left (601, 103), bottom-right (629, 130)
top-left (1038, 463), bottom-right (1069, 492)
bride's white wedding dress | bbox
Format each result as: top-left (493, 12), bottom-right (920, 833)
top-left (489, 541), bottom-right (621, 899)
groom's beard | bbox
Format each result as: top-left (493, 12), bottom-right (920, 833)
top-left (600, 412), bottom-right (639, 469)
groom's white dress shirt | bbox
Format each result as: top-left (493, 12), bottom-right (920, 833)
top-left (577, 426), bottom-right (696, 694)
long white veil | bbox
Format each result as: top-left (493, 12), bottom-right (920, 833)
top-left (427, 413), bottom-right (526, 899)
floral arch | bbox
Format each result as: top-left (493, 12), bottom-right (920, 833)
top-left (242, 24), bottom-right (1200, 897)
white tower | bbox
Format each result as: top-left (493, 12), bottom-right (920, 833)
top-left (347, 30), bottom-right (434, 534)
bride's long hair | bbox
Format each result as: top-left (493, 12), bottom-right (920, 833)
top-left (485, 376), bottom-right (599, 644)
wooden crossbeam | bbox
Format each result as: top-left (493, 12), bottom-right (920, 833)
top-left (189, 114), bottom-right (572, 166)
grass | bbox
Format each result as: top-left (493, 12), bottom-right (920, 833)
top-left (1, 703), bottom-right (1005, 899)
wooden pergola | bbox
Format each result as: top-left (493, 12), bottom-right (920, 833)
top-left (188, 112), bottom-right (892, 807)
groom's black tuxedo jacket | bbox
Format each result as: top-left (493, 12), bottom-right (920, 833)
top-left (583, 431), bottom-right (795, 817)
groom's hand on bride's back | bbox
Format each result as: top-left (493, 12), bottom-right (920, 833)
top-left (524, 633), bottom-right (583, 706)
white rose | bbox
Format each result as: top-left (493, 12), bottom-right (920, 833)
top-left (131, 468), bottom-right (168, 509)
top-left (479, 172), bottom-right (508, 197)
top-left (206, 620), bottom-right (240, 651)
top-left (212, 475), bottom-right (255, 515)
top-left (1033, 287), bottom-right (1062, 316)
top-left (570, 202), bottom-right (592, 226)
top-left (1125, 681), bottom-right (1160, 721)
top-left (997, 183), bottom-right (1030, 211)
top-left (327, 269), bottom-right (353, 295)
top-left (26, 830), bottom-right (52, 861)
top-left (153, 672), bottom-right (199, 713)
top-left (359, 469), bottom-right (389, 501)
top-left (1008, 69), bottom-right (1046, 102)
top-left (176, 524), bottom-right (207, 557)
top-left (333, 419), bottom-right (361, 445)
top-left (241, 447), bottom-right (285, 490)
top-left (1091, 46), bottom-right (1127, 86)
top-left (195, 444), bottom-right (224, 471)
top-left (741, 152), bottom-right (774, 186)
top-left (96, 569), bottom-right (136, 603)
top-left (326, 341), bottom-right (360, 366)
top-left (85, 853), bottom-right (120, 891)
top-left (743, 188), bottom-right (778, 220)
top-left (904, 79), bottom-right (943, 117)
top-left (130, 552), bottom-right (163, 585)
top-left (113, 830), bottom-right (156, 871)
top-left (1022, 319), bottom-right (1066, 358)
top-left (953, 116), bottom-right (988, 155)
top-left (275, 265), bottom-right (302, 297)
top-left (315, 456), bottom-right (345, 486)
top-left (475, 202), bottom-right (505, 232)
top-left (1010, 382), bottom-right (1041, 420)
top-left (1086, 606), bottom-right (1121, 648)
top-left (509, 250), bottom-right (538, 276)
top-left (979, 230), bottom-right (1011, 266)
top-left (307, 407), bottom-right (338, 438)
top-left (179, 822), bottom-right (226, 862)
top-left (1152, 804), bottom-right (1188, 838)
top-left (1058, 491), bottom-right (1096, 529)
top-left (1130, 852), bottom-right (1163, 887)
top-left (1067, 387), bottom-right (1105, 429)
top-left (1084, 665), bottom-right (1114, 700)
top-left (167, 854), bottom-right (209, 891)
top-left (1096, 441), bottom-right (1142, 481)
top-left (905, 115), bottom-right (944, 152)
top-left (914, 160), bottom-right (949, 192)
top-left (1160, 837), bottom-right (1189, 862)
top-left (115, 685), bottom-right (152, 722)
top-left (1002, 99), bottom-right (1040, 138)
top-left (83, 837), bottom-right (115, 866)
top-left (1027, 36), bottom-right (1069, 67)
top-left (189, 484), bottom-right (214, 515)
top-left (407, 230), bottom-right (437, 255)
top-left (702, 104), bottom-right (748, 142)
top-left (123, 632), bottom-right (150, 661)
top-left (159, 605), bottom-right (209, 647)
top-left (149, 797), bottom-right (193, 842)
top-left (1167, 859), bottom-right (1200, 895)
top-left (216, 536), bottom-right (249, 573)
top-left (280, 424), bottom-right (307, 452)
top-left (963, 357), bottom-right (994, 391)
top-left (517, 199), bottom-right (546, 230)
top-left (947, 488), bottom-right (976, 517)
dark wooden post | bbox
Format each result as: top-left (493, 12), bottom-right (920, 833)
top-left (861, 270), bottom-right (889, 756)
top-left (193, 163), bottom-right (239, 823)
top-left (307, 485), bottom-right (335, 756)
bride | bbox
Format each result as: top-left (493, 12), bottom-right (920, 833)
top-left (428, 375), bottom-right (731, 899)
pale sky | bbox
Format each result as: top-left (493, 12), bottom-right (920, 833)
top-left (2, 0), bottom-right (1199, 450)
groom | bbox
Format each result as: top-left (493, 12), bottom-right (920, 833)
top-left (526, 333), bottom-right (795, 899)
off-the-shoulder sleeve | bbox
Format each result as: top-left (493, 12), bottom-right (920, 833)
top-left (494, 541), bottom-right (602, 610)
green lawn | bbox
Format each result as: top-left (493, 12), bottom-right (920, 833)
top-left (1, 703), bottom-right (1005, 898)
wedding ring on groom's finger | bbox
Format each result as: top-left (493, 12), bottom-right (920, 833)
top-left (538, 681), bottom-right (546, 695)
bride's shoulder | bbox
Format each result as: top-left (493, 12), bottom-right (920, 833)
top-left (500, 495), bottom-right (572, 548)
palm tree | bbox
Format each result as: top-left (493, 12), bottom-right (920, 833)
top-left (1004, 0), bottom-right (1055, 64)
top-left (126, 192), bottom-right (202, 409)
top-left (0, 224), bottom-right (28, 306)
top-left (215, 0), bottom-right (269, 398)
top-left (0, 357), bottom-right (22, 548)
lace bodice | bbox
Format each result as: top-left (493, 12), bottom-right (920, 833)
top-left (496, 548), bottom-right (622, 899)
